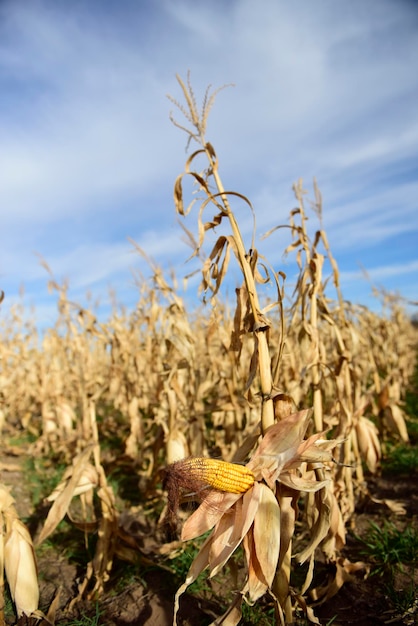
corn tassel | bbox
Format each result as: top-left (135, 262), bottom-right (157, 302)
top-left (180, 457), bottom-right (255, 494)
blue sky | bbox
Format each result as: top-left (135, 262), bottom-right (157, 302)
top-left (1, 0), bottom-right (417, 327)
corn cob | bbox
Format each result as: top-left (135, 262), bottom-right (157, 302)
top-left (179, 457), bottom-right (255, 494)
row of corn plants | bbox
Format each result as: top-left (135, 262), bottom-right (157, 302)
top-left (0, 75), bottom-right (416, 623)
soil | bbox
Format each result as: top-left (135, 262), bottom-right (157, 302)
top-left (1, 450), bottom-right (417, 626)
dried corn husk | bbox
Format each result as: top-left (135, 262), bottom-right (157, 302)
top-left (0, 485), bottom-right (39, 618)
top-left (4, 515), bottom-right (39, 617)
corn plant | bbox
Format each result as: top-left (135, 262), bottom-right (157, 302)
top-left (165, 73), bottom-right (349, 625)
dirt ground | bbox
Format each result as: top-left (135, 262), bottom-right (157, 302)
top-left (1, 450), bottom-right (417, 626)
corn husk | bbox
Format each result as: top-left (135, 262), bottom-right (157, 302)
top-left (0, 486), bottom-right (39, 618)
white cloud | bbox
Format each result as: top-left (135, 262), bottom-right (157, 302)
top-left (0, 0), bottom-right (417, 318)
top-left (341, 259), bottom-right (418, 283)
top-left (0, 4), bottom-right (180, 224)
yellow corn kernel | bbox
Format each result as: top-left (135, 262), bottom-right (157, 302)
top-left (182, 457), bottom-right (255, 494)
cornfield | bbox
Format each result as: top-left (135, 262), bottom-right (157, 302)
top-left (0, 75), bottom-right (417, 625)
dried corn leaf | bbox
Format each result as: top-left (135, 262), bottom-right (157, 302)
top-left (46, 463), bottom-right (98, 502)
top-left (369, 495), bottom-right (407, 515)
top-left (209, 485), bottom-right (261, 578)
top-left (37, 446), bottom-right (94, 545)
top-left (310, 557), bottom-right (368, 604)
top-left (0, 484), bottom-right (15, 511)
top-left (242, 528), bottom-right (270, 603)
top-left (252, 483), bottom-right (281, 589)
top-left (210, 592), bottom-right (242, 626)
top-left (294, 486), bottom-right (333, 564)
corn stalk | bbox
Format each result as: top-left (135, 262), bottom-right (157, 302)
top-left (168, 73), bottom-right (335, 625)
top-left (169, 73), bottom-right (276, 435)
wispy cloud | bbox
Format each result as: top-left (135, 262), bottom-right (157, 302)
top-left (0, 0), bottom-right (417, 319)
top-left (341, 259), bottom-right (418, 283)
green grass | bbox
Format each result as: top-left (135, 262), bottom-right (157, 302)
top-left (385, 579), bottom-right (417, 616)
top-left (24, 452), bottom-right (67, 507)
top-left (7, 432), bottom-right (37, 447)
top-left (358, 520), bottom-right (417, 577)
top-left (357, 520), bottom-right (417, 617)
top-left (241, 599), bottom-right (276, 625)
top-left (63, 602), bottom-right (102, 625)
top-left (2, 583), bottom-right (17, 622)
top-left (168, 532), bottom-right (213, 592)
top-left (382, 441), bottom-right (418, 474)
